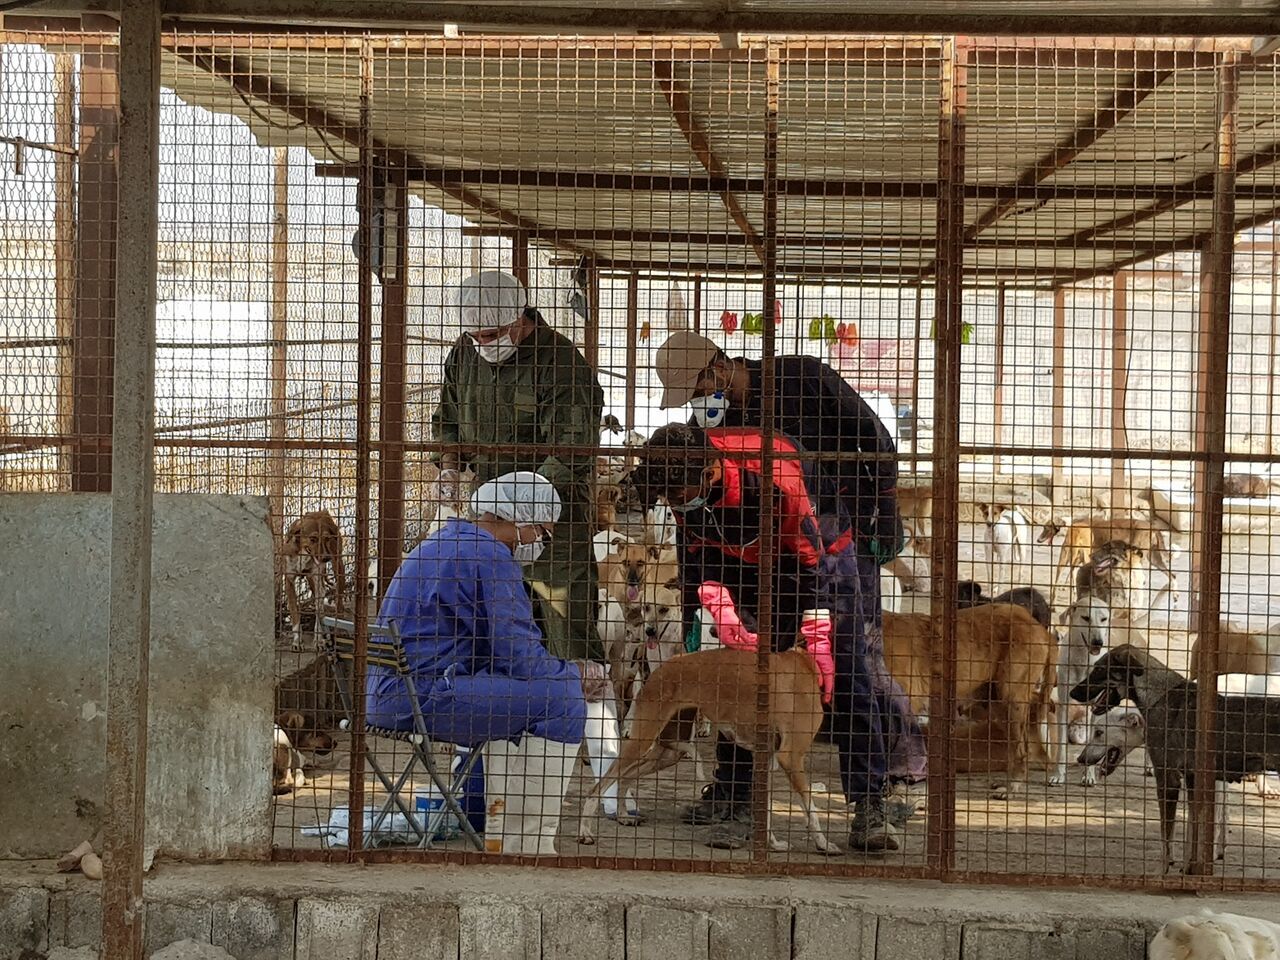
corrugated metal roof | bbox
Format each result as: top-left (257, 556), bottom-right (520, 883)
top-left (23, 31), bottom-right (1280, 284)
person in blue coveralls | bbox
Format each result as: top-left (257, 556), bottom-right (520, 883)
top-left (366, 470), bottom-right (602, 855)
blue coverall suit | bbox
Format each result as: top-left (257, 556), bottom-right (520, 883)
top-left (701, 355), bottom-right (926, 789)
top-left (365, 519), bottom-right (586, 747)
top-left (677, 431), bottom-right (889, 806)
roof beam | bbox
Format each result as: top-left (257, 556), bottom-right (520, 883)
top-left (174, 48), bottom-right (596, 257)
top-left (965, 66), bottom-right (1174, 242)
top-left (1065, 137), bottom-right (1280, 247)
top-left (455, 223), bottom-right (1272, 255)
top-left (650, 58), bottom-right (765, 265)
top-left (1063, 196), bottom-right (1280, 285)
top-left (312, 161), bottom-right (1280, 204)
top-left (121, 2), bottom-right (1280, 37)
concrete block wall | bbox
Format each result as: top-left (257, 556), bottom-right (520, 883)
top-left (5, 862), bottom-right (1280, 960)
top-left (0, 494), bottom-right (275, 862)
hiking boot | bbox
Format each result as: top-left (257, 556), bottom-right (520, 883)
top-left (848, 796), bottom-right (900, 853)
top-left (681, 784), bottom-right (752, 825)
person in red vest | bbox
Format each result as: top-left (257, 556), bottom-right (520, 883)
top-left (635, 422), bottom-right (898, 853)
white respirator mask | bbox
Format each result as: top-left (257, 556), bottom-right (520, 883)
top-left (689, 391), bottom-right (729, 429)
top-left (472, 333), bottom-right (519, 365)
top-left (513, 538), bottom-right (546, 565)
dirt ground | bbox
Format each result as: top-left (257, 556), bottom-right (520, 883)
top-left (271, 519), bottom-right (1280, 881)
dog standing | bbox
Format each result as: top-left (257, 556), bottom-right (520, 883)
top-left (978, 503), bottom-right (1032, 590)
top-left (577, 646), bottom-right (839, 855)
top-left (283, 510), bottom-right (346, 651)
top-left (1075, 539), bottom-right (1146, 622)
top-left (1071, 646), bottom-right (1280, 873)
top-left (883, 603), bottom-right (1056, 799)
top-left (1043, 516), bottom-right (1179, 608)
top-left (1052, 596), bottom-right (1112, 786)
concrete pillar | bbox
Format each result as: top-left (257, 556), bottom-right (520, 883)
top-left (100, 2), bottom-right (160, 958)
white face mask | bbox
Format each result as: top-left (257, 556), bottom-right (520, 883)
top-left (689, 391), bottom-right (729, 428)
top-left (471, 333), bottom-right (519, 365)
top-left (512, 539), bottom-right (545, 565)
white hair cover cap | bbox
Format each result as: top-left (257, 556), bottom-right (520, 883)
top-left (456, 270), bottom-right (527, 332)
top-left (469, 471), bottom-right (562, 526)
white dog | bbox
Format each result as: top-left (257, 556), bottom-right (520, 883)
top-left (1151, 910), bottom-right (1280, 960)
top-left (979, 503), bottom-right (1032, 590)
top-left (1053, 596), bottom-right (1112, 786)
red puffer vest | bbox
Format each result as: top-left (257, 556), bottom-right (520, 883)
top-left (684, 428), bottom-right (853, 567)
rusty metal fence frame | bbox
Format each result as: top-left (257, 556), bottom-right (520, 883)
top-left (1, 14), bottom-right (1276, 957)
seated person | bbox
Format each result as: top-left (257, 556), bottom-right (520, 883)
top-left (365, 470), bottom-right (588, 855)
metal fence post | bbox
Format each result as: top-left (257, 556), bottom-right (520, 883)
top-left (926, 34), bottom-right (966, 879)
top-left (1187, 50), bottom-right (1238, 877)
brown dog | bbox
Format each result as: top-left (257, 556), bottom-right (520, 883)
top-left (1041, 517), bottom-right (1177, 607)
top-left (283, 510), bottom-right (346, 650)
top-left (1075, 539), bottom-right (1146, 620)
top-left (598, 536), bottom-right (680, 714)
top-left (594, 481), bottom-right (623, 533)
top-left (1191, 621), bottom-right (1280, 676)
top-left (577, 646), bottom-right (838, 854)
top-left (882, 603), bottom-right (1056, 798)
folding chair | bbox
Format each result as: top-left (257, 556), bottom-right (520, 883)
top-left (318, 615), bottom-right (485, 850)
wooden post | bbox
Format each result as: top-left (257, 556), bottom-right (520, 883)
top-left (1187, 52), bottom-right (1238, 877)
top-left (268, 148), bottom-right (289, 561)
top-left (1111, 271), bottom-right (1130, 507)
top-left (993, 283), bottom-right (1007, 472)
top-left (71, 48), bottom-right (119, 492)
top-left (752, 44), bottom-right (781, 862)
top-left (347, 40), bottom-right (376, 855)
top-left (927, 36), bottom-right (967, 878)
top-left (53, 54), bottom-right (76, 487)
top-left (1051, 287), bottom-right (1067, 481)
top-left (909, 283), bottom-right (923, 463)
top-left (582, 257), bottom-right (600, 370)
top-left (377, 169), bottom-right (410, 599)
top-left (511, 228), bottom-right (529, 286)
top-left (100, 2), bottom-right (160, 956)
top-left (1269, 250), bottom-right (1278, 456)
top-left (624, 271), bottom-right (639, 431)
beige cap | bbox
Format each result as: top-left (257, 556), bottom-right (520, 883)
top-left (654, 331), bottom-right (721, 408)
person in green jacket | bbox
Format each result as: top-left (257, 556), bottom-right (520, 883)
top-left (433, 270), bottom-right (604, 662)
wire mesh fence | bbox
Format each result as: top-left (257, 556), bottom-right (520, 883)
top-left (2, 28), bottom-right (1280, 889)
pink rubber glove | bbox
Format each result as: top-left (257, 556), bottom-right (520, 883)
top-left (697, 582), bottom-right (759, 651)
top-left (799, 611), bottom-right (835, 705)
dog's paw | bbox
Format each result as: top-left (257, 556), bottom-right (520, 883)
top-left (767, 836), bottom-right (791, 853)
top-left (614, 811), bottom-right (644, 827)
top-left (1048, 771), bottom-right (1064, 786)
top-left (1256, 775), bottom-right (1280, 799)
top-left (814, 838), bottom-right (843, 857)
top-left (576, 832), bottom-right (597, 846)
top-left (1080, 768), bottom-right (1097, 788)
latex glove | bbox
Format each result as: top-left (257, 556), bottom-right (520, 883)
top-left (572, 660), bottom-right (611, 703)
top-left (697, 582), bottom-right (758, 651)
top-left (799, 611), bottom-right (835, 705)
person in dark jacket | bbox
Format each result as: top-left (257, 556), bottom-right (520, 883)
top-left (635, 423), bottom-right (899, 853)
top-left (653, 331), bottom-right (926, 829)
top-left (433, 271), bottom-right (604, 662)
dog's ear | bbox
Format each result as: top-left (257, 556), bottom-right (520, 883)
top-left (280, 711), bottom-right (305, 731)
top-left (1120, 712), bottom-right (1143, 729)
top-left (663, 576), bottom-right (679, 591)
top-left (647, 544), bottom-right (663, 560)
